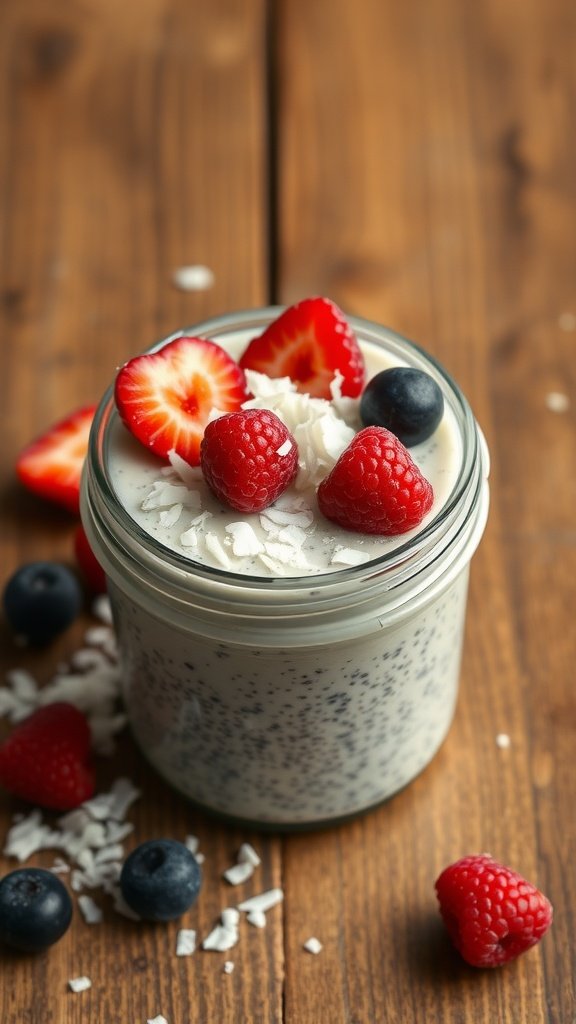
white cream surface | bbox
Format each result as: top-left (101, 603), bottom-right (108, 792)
top-left (107, 333), bottom-right (462, 577)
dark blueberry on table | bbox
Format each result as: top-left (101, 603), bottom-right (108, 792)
top-left (0, 868), bottom-right (73, 952)
top-left (359, 367), bottom-right (444, 446)
top-left (2, 561), bottom-right (83, 645)
top-left (120, 839), bottom-right (202, 921)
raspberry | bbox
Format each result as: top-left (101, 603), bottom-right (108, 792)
top-left (317, 426), bottom-right (433, 536)
top-left (435, 854), bottom-right (553, 967)
top-left (200, 409), bottom-right (298, 513)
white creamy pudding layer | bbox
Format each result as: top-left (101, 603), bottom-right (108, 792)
top-left (108, 336), bottom-right (462, 577)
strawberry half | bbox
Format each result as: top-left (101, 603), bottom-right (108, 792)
top-left (239, 297), bottom-right (365, 400)
top-left (16, 406), bottom-right (96, 516)
top-left (114, 336), bottom-right (248, 465)
top-left (0, 703), bottom-right (95, 811)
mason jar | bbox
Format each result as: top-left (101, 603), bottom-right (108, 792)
top-left (81, 308), bottom-right (490, 829)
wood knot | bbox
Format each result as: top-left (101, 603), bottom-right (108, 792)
top-left (18, 26), bottom-right (78, 84)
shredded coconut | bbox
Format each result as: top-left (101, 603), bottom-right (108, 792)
top-left (78, 895), bottom-right (103, 925)
top-left (203, 908), bottom-right (240, 951)
top-left (238, 842), bottom-right (260, 867)
top-left (223, 961), bottom-right (235, 974)
top-left (303, 937), bottom-right (323, 954)
top-left (176, 929), bottom-right (197, 956)
top-left (225, 522), bottom-right (265, 557)
top-left (172, 264), bottom-right (215, 292)
top-left (545, 391), bottom-right (570, 413)
top-left (223, 861), bottom-right (254, 886)
top-left (147, 1016), bottom-right (169, 1024)
top-left (237, 888), bottom-right (284, 914)
top-left (496, 733), bottom-right (511, 749)
top-left (246, 909), bottom-right (267, 929)
top-left (331, 547), bottom-right (366, 567)
top-left (68, 976), bottom-right (92, 993)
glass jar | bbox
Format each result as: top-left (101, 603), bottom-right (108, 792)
top-left (82, 309), bottom-right (490, 828)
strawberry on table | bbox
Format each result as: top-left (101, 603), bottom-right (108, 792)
top-left (0, 703), bottom-right (95, 811)
top-left (239, 297), bottom-right (365, 400)
top-left (317, 426), bottom-right (434, 535)
top-left (115, 336), bottom-right (248, 465)
top-left (16, 405), bottom-right (96, 516)
top-left (435, 854), bottom-right (553, 967)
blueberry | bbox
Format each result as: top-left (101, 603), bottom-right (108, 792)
top-left (120, 839), bottom-right (202, 921)
top-left (2, 561), bottom-right (82, 645)
top-left (0, 868), bottom-right (73, 952)
top-left (359, 367), bottom-right (444, 446)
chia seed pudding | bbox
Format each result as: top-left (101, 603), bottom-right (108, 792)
top-left (82, 308), bottom-right (490, 828)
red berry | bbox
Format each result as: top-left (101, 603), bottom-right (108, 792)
top-left (16, 406), bottom-right (96, 516)
top-left (0, 703), bottom-right (95, 811)
top-left (317, 426), bottom-right (433, 536)
top-left (200, 409), bottom-right (298, 513)
top-left (239, 297), bottom-right (365, 400)
top-left (74, 524), bottom-right (107, 593)
top-left (115, 336), bottom-right (248, 466)
top-left (435, 854), bottom-right (553, 967)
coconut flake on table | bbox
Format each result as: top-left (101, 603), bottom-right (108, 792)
top-left (176, 929), bottom-right (197, 956)
top-left (238, 842), bottom-right (260, 867)
top-left (147, 1016), bottom-right (169, 1024)
top-left (172, 264), bottom-right (215, 292)
top-left (68, 976), bottom-right (92, 993)
top-left (222, 841), bottom-right (261, 886)
top-left (223, 961), bottom-right (235, 975)
top-left (202, 908), bottom-right (240, 952)
top-left (237, 888), bottom-right (284, 914)
top-left (246, 909), bottom-right (267, 929)
top-left (303, 937), bottom-right (323, 955)
top-left (78, 894), bottom-right (103, 924)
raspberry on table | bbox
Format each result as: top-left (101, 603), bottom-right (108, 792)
top-left (200, 409), bottom-right (298, 513)
top-left (317, 426), bottom-right (433, 536)
top-left (435, 854), bottom-right (553, 968)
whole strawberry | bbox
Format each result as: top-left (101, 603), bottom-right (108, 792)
top-left (317, 426), bottom-right (433, 535)
top-left (0, 703), bottom-right (95, 811)
top-left (200, 409), bottom-right (298, 513)
top-left (435, 854), bottom-right (553, 968)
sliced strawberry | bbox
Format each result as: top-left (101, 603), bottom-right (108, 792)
top-left (114, 336), bottom-right (248, 465)
top-left (239, 297), bottom-right (365, 400)
top-left (16, 406), bottom-right (96, 516)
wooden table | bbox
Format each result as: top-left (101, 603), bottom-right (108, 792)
top-left (1, 1), bottom-right (574, 1021)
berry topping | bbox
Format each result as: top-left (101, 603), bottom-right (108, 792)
top-left (74, 524), bottom-right (107, 594)
top-left (0, 703), bottom-right (95, 811)
top-left (317, 426), bottom-right (434, 536)
top-left (114, 336), bottom-right (248, 465)
top-left (200, 409), bottom-right (298, 513)
top-left (239, 297), bottom-right (365, 400)
top-left (120, 839), bottom-right (202, 921)
top-left (435, 854), bottom-right (553, 968)
top-left (0, 868), bottom-right (73, 952)
top-left (16, 405), bottom-right (96, 515)
top-left (360, 367), bottom-right (444, 446)
top-left (3, 561), bottom-right (83, 646)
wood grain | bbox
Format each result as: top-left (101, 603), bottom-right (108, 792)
top-left (277, 0), bottom-right (575, 1021)
top-left (1, 0), bottom-right (575, 1021)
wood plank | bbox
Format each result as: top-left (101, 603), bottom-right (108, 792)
top-left (0, 1), bottom-right (278, 1022)
top-left (277, 0), bottom-right (574, 1021)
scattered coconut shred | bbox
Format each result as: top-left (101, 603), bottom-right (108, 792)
top-left (0, 597), bottom-right (309, 1007)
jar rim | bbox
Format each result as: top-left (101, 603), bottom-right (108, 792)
top-left (84, 307), bottom-right (488, 612)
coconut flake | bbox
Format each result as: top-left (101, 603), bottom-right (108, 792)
top-left (172, 264), bottom-right (215, 292)
top-left (225, 522), bottom-right (265, 557)
top-left (159, 504), bottom-right (183, 528)
top-left (68, 976), bottom-right (92, 993)
top-left (92, 595), bottom-right (113, 625)
top-left (223, 961), bottom-right (235, 975)
top-left (246, 909), bottom-right (267, 929)
top-left (275, 438), bottom-right (293, 457)
top-left (176, 929), bottom-right (197, 956)
top-left (205, 533), bottom-right (232, 569)
top-left (223, 861), bottom-right (254, 886)
top-left (78, 895), bottom-right (103, 924)
top-left (237, 888), bottom-right (284, 914)
top-left (304, 937), bottom-right (323, 954)
top-left (496, 733), bottom-right (511, 749)
top-left (331, 547), bottom-right (366, 567)
top-left (147, 1016), bottom-right (169, 1024)
top-left (168, 449), bottom-right (204, 487)
top-left (238, 843), bottom-right (260, 867)
top-left (202, 908), bottom-right (240, 952)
